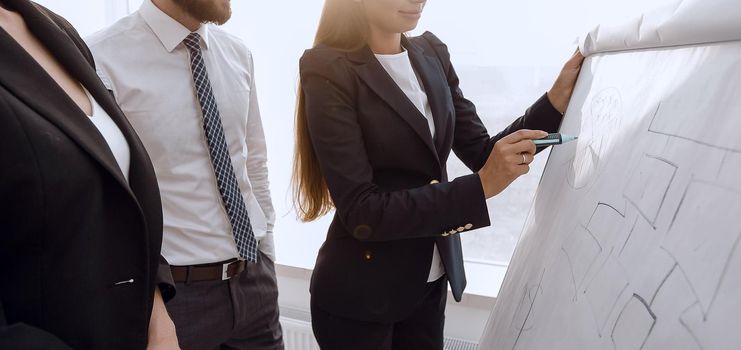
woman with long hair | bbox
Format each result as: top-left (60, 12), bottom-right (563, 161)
top-left (293, 0), bottom-right (583, 348)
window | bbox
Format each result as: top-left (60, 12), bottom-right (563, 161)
top-left (35, 0), bottom-right (676, 297)
top-left (33, 0), bottom-right (127, 37)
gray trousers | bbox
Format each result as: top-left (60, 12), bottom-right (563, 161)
top-left (167, 251), bottom-right (284, 350)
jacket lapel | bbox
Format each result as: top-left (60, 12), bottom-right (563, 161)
top-left (27, 8), bottom-right (163, 211)
top-left (0, 0), bottom-right (134, 197)
top-left (26, 3), bottom-right (163, 217)
top-left (348, 45), bottom-right (440, 161)
top-left (404, 36), bottom-right (453, 158)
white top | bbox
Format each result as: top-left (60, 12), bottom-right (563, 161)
top-left (85, 89), bottom-right (130, 182)
top-left (86, 0), bottom-right (275, 265)
top-left (375, 50), bottom-right (445, 282)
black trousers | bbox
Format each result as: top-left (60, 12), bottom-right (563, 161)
top-left (311, 277), bottom-right (447, 350)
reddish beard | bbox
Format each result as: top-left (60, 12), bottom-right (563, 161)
top-left (172, 0), bottom-right (232, 25)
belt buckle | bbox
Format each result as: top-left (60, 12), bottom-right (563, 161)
top-left (221, 261), bottom-right (233, 280)
top-left (221, 259), bottom-right (244, 280)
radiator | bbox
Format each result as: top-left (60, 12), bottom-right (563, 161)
top-left (281, 308), bottom-right (320, 350)
top-left (280, 308), bottom-right (479, 350)
top-left (444, 337), bottom-right (479, 350)
top-left (281, 317), bottom-right (320, 350)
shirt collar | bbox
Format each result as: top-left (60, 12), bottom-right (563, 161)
top-left (139, 0), bottom-right (210, 53)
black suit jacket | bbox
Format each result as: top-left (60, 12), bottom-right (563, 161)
top-left (0, 1), bottom-right (174, 348)
top-left (300, 32), bottom-right (563, 322)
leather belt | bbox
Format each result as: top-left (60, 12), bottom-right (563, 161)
top-left (171, 259), bottom-right (246, 283)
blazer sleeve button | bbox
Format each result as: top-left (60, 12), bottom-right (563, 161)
top-left (464, 223), bottom-right (473, 230)
top-left (430, 180), bottom-right (440, 184)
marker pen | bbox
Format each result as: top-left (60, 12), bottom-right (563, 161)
top-left (533, 133), bottom-right (579, 146)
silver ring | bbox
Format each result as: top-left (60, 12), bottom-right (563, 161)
top-left (522, 153), bottom-right (527, 165)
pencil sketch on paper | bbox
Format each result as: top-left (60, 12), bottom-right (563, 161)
top-left (509, 269), bottom-right (546, 349)
top-left (480, 1), bottom-right (741, 349)
top-left (611, 294), bottom-right (656, 350)
top-left (568, 88), bottom-right (623, 190)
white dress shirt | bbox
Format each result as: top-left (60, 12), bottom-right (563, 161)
top-left (85, 89), bottom-right (131, 182)
top-left (86, 0), bottom-right (275, 265)
top-left (375, 50), bottom-right (445, 282)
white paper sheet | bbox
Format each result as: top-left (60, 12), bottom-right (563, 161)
top-left (480, 0), bottom-right (741, 348)
top-left (579, 0), bottom-right (741, 56)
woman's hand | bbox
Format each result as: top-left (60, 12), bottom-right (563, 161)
top-left (547, 49), bottom-right (585, 114)
top-left (479, 129), bottom-right (548, 198)
top-left (147, 289), bottom-right (180, 350)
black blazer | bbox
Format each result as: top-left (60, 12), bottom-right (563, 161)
top-left (0, 1), bottom-right (173, 348)
top-left (300, 32), bottom-right (563, 322)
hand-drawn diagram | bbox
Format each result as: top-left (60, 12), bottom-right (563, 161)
top-left (480, 13), bottom-right (741, 349)
top-left (641, 265), bottom-right (703, 350)
top-left (585, 255), bottom-right (630, 336)
top-left (611, 294), bottom-right (656, 350)
top-left (623, 154), bottom-right (678, 228)
top-left (562, 203), bottom-right (626, 301)
top-left (562, 225), bottom-right (602, 300)
top-left (568, 87), bottom-right (623, 190)
top-left (510, 269), bottom-right (546, 350)
top-left (662, 180), bottom-right (741, 318)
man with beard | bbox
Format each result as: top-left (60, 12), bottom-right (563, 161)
top-left (86, 1), bottom-right (283, 349)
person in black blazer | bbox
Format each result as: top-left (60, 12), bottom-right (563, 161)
top-left (292, 0), bottom-right (584, 349)
top-left (0, 0), bottom-right (178, 348)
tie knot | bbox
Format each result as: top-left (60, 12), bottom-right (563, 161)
top-left (183, 32), bottom-right (201, 52)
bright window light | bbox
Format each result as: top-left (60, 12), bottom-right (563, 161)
top-left (34, 0), bottom-right (676, 297)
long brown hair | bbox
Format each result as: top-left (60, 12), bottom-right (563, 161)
top-left (291, 0), bottom-right (370, 222)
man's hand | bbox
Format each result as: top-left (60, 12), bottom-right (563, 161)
top-left (147, 289), bottom-right (180, 350)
